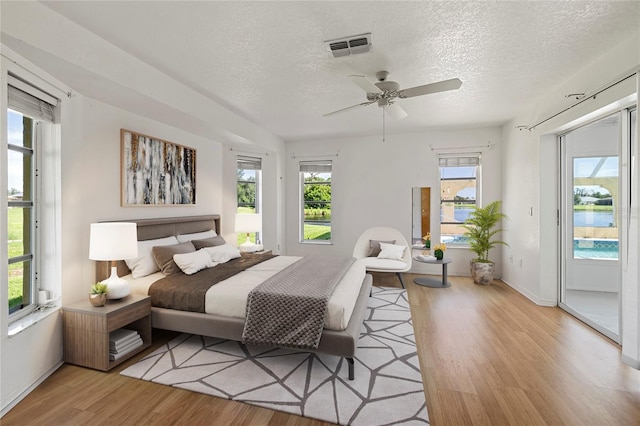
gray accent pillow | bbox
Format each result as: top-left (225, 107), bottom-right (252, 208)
top-left (368, 239), bottom-right (396, 257)
top-left (191, 236), bottom-right (226, 250)
top-left (152, 241), bottom-right (196, 275)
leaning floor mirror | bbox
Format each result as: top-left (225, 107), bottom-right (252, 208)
top-left (412, 187), bottom-right (431, 245)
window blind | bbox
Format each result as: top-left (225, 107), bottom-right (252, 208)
top-left (438, 155), bottom-right (480, 167)
top-left (300, 160), bottom-right (332, 173)
top-left (237, 155), bottom-right (262, 170)
top-left (8, 76), bottom-right (56, 123)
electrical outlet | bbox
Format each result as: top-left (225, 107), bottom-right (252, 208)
top-left (519, 259), bottom-right (523, 268)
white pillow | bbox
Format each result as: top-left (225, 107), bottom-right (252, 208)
top-left (203, 244), bottom-right (241, 264)
top-left (177, 230), bottom-right (217, 243)
top-left (377, 242), bottom-right (406, 261)
top-left (173, 249), bottom-right (214, 275)
top-left (125, 236), bottom-right (179, 279)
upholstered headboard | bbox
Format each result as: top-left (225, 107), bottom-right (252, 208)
top-left (96, 214), bottom-right (221, 281)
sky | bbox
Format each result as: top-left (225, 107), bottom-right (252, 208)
top-left (7, 110), bottom-right (25, 193)
top-left (574, 156), bottom-right (618, 178)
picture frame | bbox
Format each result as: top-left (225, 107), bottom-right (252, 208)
top-left (121, 129), bottom-right (196, 206)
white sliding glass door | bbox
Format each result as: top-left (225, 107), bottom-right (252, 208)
top-left (560, 113), bottom-right (621, 342)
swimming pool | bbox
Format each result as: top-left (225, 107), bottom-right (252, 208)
top-left (441, 236), bottom-right (618, 260)
top-left (574, 239), bottom-right (618, 259)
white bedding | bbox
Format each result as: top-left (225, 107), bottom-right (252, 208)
top-left (124, 256), bottom-right (366, 331)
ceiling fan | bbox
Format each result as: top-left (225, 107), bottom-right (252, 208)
top-left (324, 71), bottom-right (462, 120)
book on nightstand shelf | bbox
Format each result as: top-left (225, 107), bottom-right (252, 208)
top-left (110, 328), bottom-right (139, 347)
top-left (109, 328), bottom-right (143, 361)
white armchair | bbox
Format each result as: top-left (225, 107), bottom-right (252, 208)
top-left (352, 227), bottom-right (412, 288)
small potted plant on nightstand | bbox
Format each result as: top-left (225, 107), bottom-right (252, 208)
top-left (89, 282), bottom-right (108, 307)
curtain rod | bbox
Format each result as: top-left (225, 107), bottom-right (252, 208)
top-left (228, 147), bottom-right (269, 156)
top-left (291, 151), bottom-right (339, 159)
top-left (521, 67), bottom-right (639, 131)
top-left (430, 143), bottom-right (491, 152)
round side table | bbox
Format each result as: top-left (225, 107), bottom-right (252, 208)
top-left (413, 257), bottom-right (452, 288)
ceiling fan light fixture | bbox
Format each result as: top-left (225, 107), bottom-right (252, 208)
top-left (323, 71), bottom-right (460, 122)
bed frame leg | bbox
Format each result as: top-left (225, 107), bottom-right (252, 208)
top-left (396, 272), bottom-right (406, 288)
top-left (347, 357), bottom-right (354, 380)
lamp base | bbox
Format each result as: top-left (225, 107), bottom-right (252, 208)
top-left (103, 266), bottom-right (131, 299)
top-left (238, 232), bottom-right (258, 253)
top-left (239, 240), bottom-right (258, 253)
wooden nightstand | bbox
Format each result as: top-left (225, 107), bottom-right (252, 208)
top-left (62, 294), bottom-right (151, 371)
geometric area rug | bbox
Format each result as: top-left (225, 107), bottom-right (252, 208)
top-left (121, 286), bottom-right (429, 425)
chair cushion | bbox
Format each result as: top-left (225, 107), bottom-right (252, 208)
top-left (377, 242), bottom-right (406, 260)
top-left (368, 239), bottom-right (395, 257)
top-left (360, 257), bottom-right (408, 271)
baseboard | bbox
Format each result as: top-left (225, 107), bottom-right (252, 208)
top-left (501, 279), bottom-right (557, 307)
top-left (622, 354), bottom-right (640, 370)
top-left (0, 360), bottom-right (63, 418)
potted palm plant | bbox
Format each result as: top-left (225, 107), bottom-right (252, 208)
top-left (461, 200), bottom-right (508, 285)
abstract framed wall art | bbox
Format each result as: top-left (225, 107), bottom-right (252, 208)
top-left (121, 129), bottom-right (196, 206)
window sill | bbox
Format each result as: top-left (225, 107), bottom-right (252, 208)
top-left (299, 240), bottom-right (333, 245)
top-left (8, 302), bottom-right (61, 337)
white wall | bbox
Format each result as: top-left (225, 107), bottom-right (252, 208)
top-left (284, 128), bottom-right (503, 277)
top-left (0, 1), bottom-right (286, 411)
top-left (0, 47), bottom-right (65, 415)
top-left (62, 95), bottom-right (226, 305)
top-left (501, 33), bottom-right (640, 364)
top-left (1, 49), bottom-right (286, 414)
top-left (1, 0), bottom-right (638, 415)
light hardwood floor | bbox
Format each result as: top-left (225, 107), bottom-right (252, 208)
top-left (3, 273), bottom-right (640, 425)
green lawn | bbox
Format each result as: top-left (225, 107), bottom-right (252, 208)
top-left (573, 205), bottom-right (614, 211)
top-left (235, 208), bottom-right (332, 244)
top-left (8, 207), bottom-right (26, 309)
top-left (303, 224), bottom-right (331, 240)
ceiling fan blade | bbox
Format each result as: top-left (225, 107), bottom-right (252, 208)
top-left (398, 78), bottom-right (462, 98)
top-left (323, 100), bottom-right (376, 117)
top-left (348, 75), bottom-right (382, 94)
top-left (385, 103), bottom-right (408, 120)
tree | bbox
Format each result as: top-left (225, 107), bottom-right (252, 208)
top-left (304, 175), bottom-right (331, 210)
top-left (237, 170), bottom-right (256, 208)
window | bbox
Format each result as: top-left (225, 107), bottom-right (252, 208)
top-left (300, 160), bottom-right (332, 242)
top-left (237, 155), bottom-right (262, 244)
top-left (439, 155), bottom-right (480, 245)
top-left (6, 77), bottom-right (56, 319)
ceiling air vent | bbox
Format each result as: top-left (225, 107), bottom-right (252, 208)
top-left (325, 33), bottom-right (371, 58)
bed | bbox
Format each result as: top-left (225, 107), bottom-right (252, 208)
top-left (96, 215), bottom-right (372, 380)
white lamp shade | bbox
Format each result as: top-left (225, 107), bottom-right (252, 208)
top-left (235, 214), bottom-right (262, 233)
top-left (89, 222), bottom-right (138, 261)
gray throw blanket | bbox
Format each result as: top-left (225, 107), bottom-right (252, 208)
top-left (242, 255), bottom-right (356, 350)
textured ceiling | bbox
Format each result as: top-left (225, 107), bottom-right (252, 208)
top-left (37, 1), bottom-right (640, 142)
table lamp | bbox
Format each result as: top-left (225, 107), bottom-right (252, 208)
top-left (89, 222), bottom-right (138, 299)
top-left (235, 213), bottom-right (262, 252)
